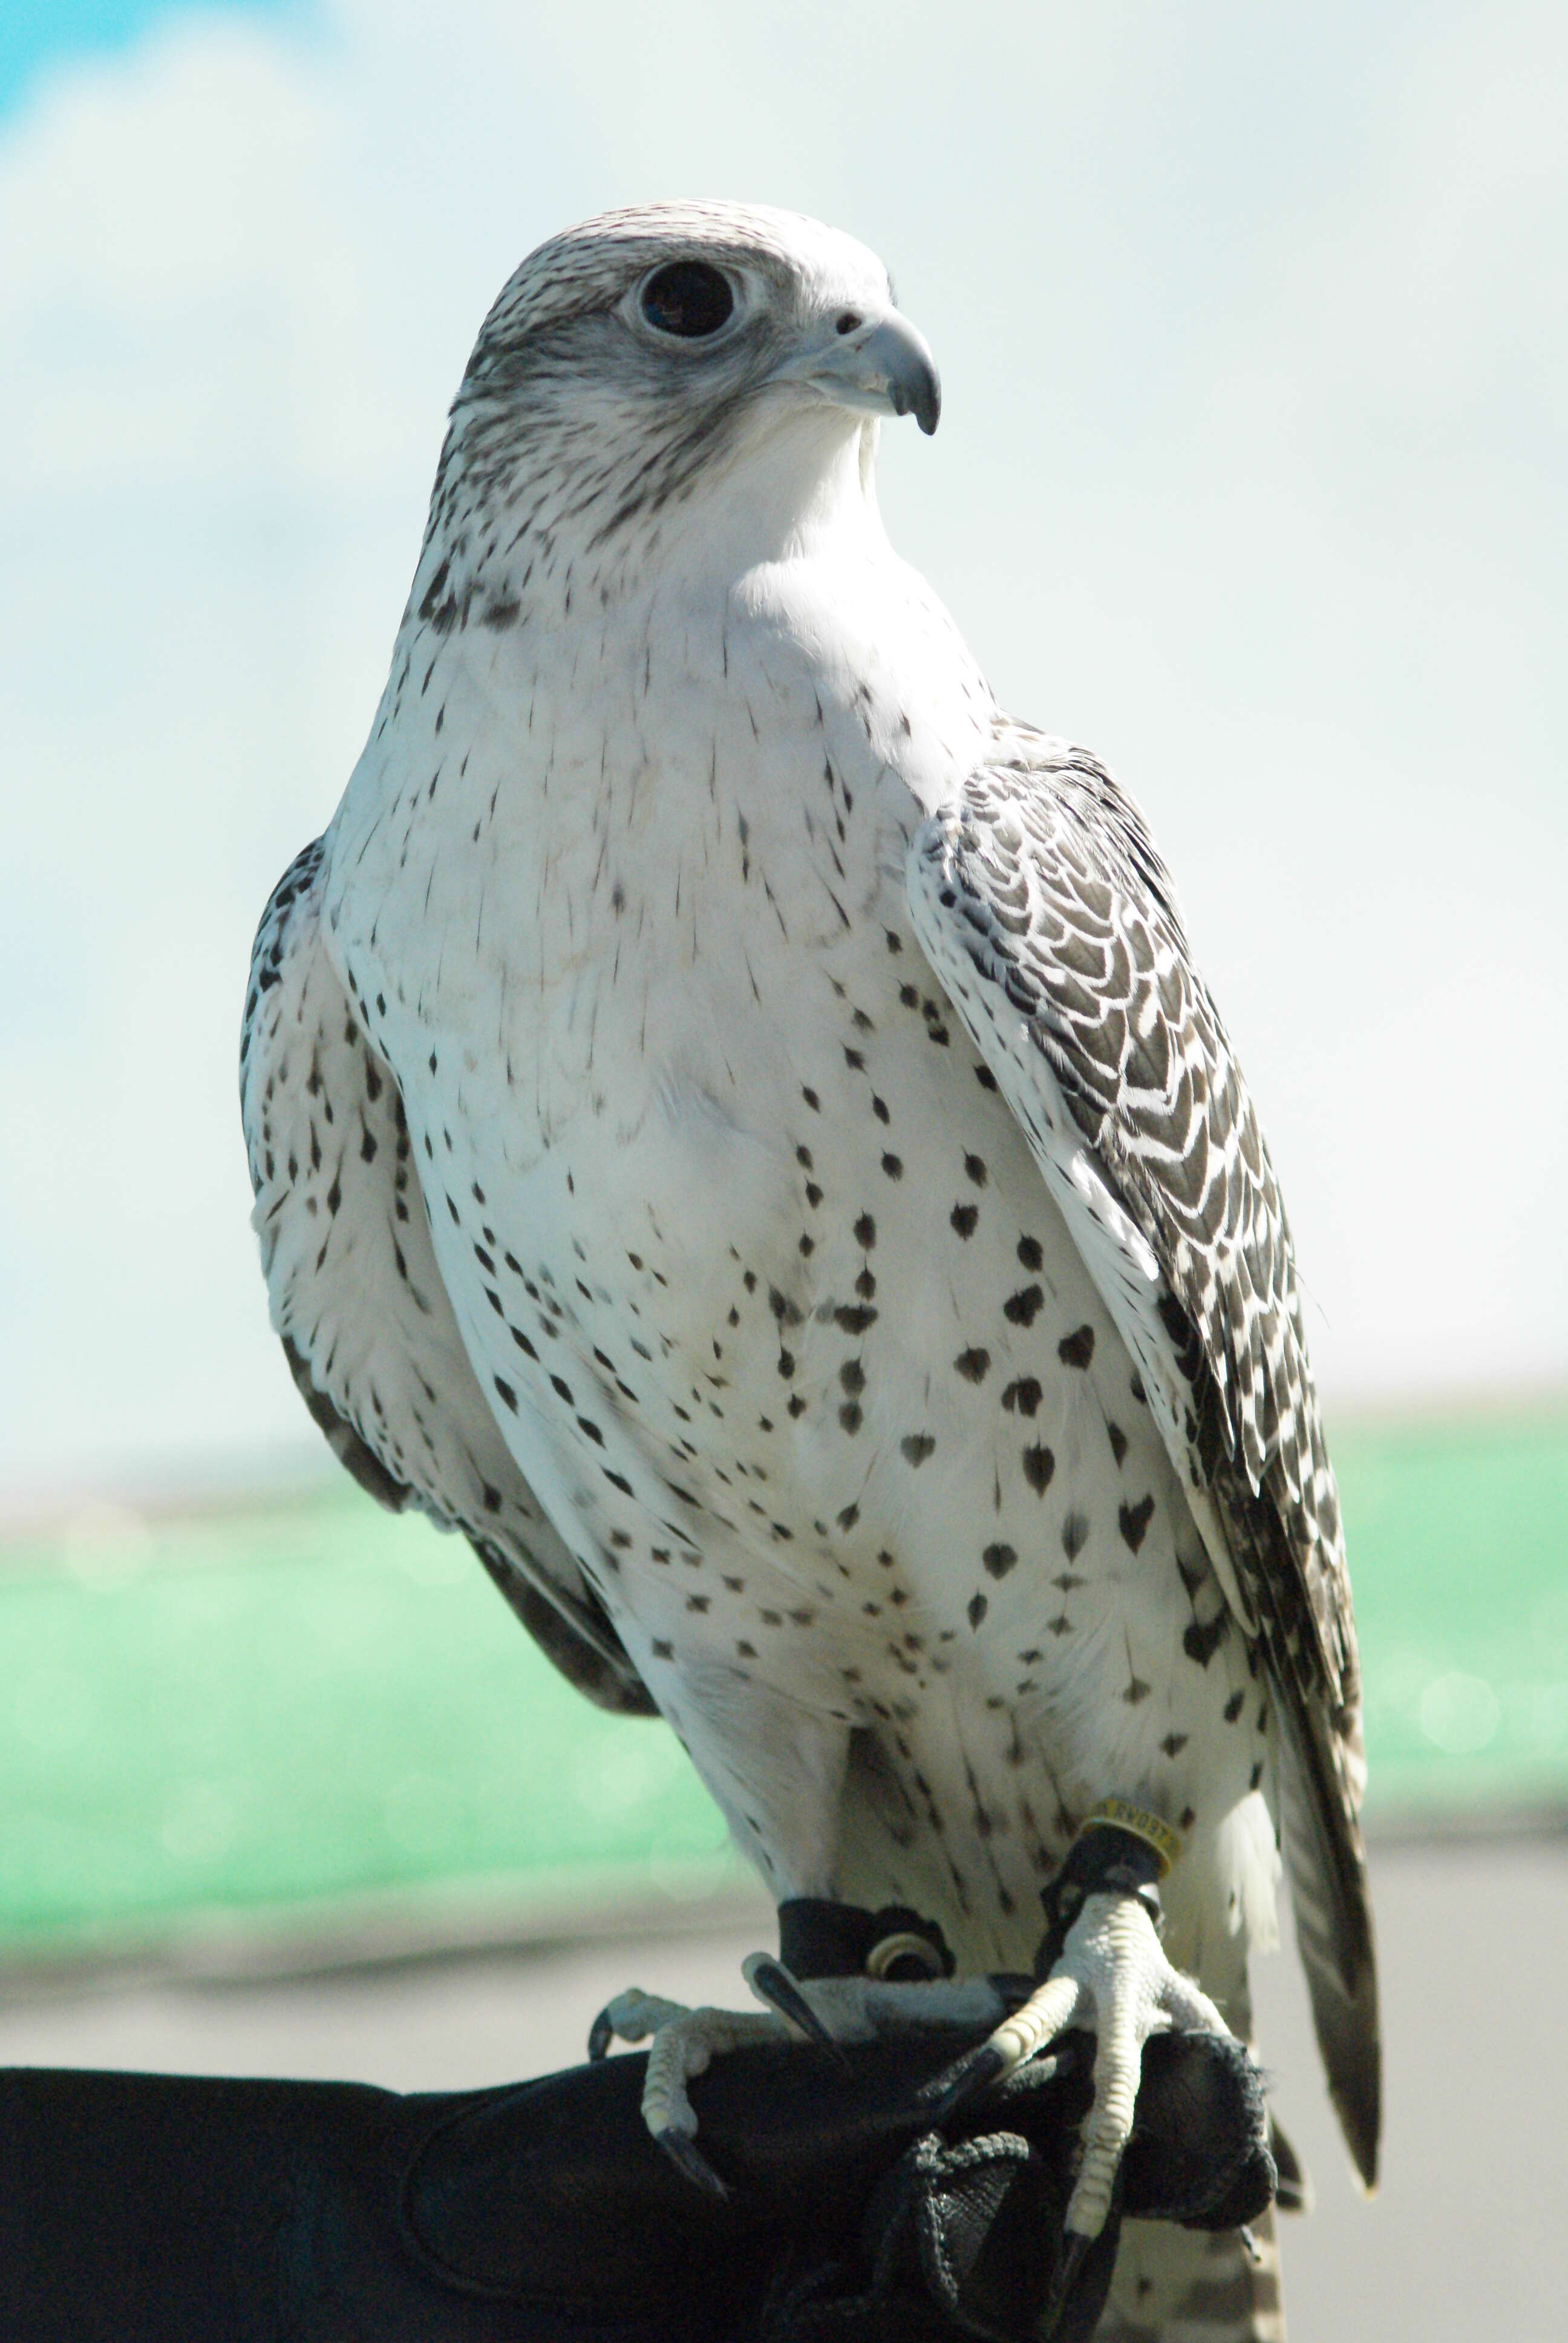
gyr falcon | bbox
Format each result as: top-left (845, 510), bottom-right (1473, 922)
top-left (241, 202), bottom-right (1378, 2342)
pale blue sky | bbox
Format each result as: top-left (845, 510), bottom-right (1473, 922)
top-left (2, 1), bottom-right (1563, 1498)
top-left (0, 1), bottom-right (302, 117)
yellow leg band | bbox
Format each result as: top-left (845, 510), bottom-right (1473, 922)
top-left (1080, 1798), bottom-right (1184, 1877)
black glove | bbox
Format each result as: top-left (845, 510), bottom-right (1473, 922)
top-left (1, 2020), bottom-right (1272, 2343)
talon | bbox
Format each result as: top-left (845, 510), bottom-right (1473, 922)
top-left (656, 2126), bottom-right (730, 2200)
top-left (1045, 2229), bottom-right (1091, 2336)
top-left (587, 2005), bottom-right (615, 2061)
top-left (926, 2037), bottom-right (1008, 2123)
top-left (742, 1953), bottom-right (850, 2066)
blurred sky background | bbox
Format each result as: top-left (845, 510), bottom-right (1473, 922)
top-left (2, 0), bottom-right (1564, 1504)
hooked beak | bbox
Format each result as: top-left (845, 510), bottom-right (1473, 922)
top-left (773, 306), bottom-right (941, 436)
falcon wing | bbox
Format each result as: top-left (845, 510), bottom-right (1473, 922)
top-left (240, 839), bottom-right (656, 1718)
top-left (907, 724), bottom-right (1379, 2186)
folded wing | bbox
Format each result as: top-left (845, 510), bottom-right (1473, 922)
top-left (907, 726), bottom-right (1379, 2186)
top-left (240, 839), bottom-right (656, 1718)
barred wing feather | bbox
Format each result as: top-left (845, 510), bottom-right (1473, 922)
top-left (907, 726), bottom-right (1379, 2186)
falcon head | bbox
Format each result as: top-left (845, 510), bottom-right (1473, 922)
top-left (422, 202), bottom-right (939, 586)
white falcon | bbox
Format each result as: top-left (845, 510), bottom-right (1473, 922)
top-left (242, 202), bottom-right (1379, 2339)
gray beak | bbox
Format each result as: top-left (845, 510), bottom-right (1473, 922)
top-left (776, 309), bottom-right (942, 436)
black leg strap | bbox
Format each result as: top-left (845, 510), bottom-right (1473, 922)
top-left (1034, 1820), bottom-right (1171, 1979)
top-left (777, 1899), bottom-right (954, 1982)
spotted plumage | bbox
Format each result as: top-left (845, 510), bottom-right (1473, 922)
top-left (242, 201), bottom-right (1377, 2339)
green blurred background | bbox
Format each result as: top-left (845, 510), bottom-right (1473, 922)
top-left (3, 1406), bottom-right (1563, 1970)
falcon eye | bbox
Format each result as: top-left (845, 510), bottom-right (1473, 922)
top-left (640, 261), bottom-right (736, 340)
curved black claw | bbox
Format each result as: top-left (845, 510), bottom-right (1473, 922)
top-left (924, 2039), bottom-right (1009, 2126)
top-left (587, 2005), bottom-right (616, 2062)
top-left (1045, 2230), bottom-right (1090, 2338)
top-left (657, 2126), bottom-right (730, 2201)
top-left (745, 1955), bottom-right (851, 2068)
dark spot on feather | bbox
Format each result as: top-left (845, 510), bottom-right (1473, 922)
top-left (1022, 1444), bottom-right (1055, 1495)
top-left (1118, 1495), bottom-right (1155, 1552)
top-left (834, 1303), bottom-right (878, 1335)
top-left (1184, 1613), bottom-right (1229, 1666)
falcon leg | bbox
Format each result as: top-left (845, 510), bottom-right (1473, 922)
top-left (753, 1896), bottom-right (1025, 2054)
top-left (753, 1959), bottom-right (1021, 2045)
top-left (933, 1806), bottom-right (1230, 2243)
top-left (951, 1888), bottom-right (1228, 2239)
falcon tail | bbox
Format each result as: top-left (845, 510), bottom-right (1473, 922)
top-left (1275, 1689), bottom-right (1381, 2190)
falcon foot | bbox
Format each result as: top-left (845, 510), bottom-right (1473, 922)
top-left (587, 1902), bottom-right (1024, 2196)
top-left (932, 1804), bottom-right (1230, 2244)
top-left (586, 1987), bottom-right (785, 2196)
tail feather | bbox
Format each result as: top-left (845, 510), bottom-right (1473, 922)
top-left (1275, 1688), bottom-right (1380, 2189)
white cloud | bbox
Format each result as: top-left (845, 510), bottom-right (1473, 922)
top-left (1, 1), bottom-right (1563, 1497)
top-left (1, 24), bottom-right (373, 493)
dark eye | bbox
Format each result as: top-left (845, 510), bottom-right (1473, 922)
top-left (640, 260), bottom-right (735, 339)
